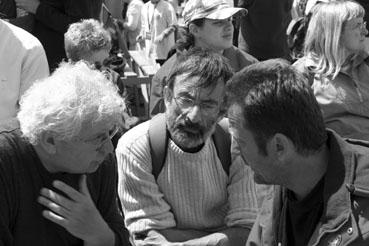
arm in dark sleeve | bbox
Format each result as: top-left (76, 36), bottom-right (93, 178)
top-left (0, 156), bottom-right (17, 246)
top-left (34, 0), bottom-right (100, 34)
top-left (94, 155), bottom-right (131, 246)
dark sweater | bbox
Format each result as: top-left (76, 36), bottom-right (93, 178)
top-left (0, 124), bottom-right (129, 246)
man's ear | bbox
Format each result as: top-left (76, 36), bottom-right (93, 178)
top-left (163, 86), bottom-right (172, 107)
top-left (267, 133), bottom-right (293, 162)
top-left (38, 131), bottom-right (57, 155)
top-left (188, 23), bottom-right (199, 37)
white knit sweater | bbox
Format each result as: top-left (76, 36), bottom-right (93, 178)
top-left (116, 120), bottom-right (259, 234)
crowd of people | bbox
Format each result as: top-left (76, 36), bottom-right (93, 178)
top-left (1, 0), bottom-right (369, 245)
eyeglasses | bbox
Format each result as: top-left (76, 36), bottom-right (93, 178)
top-left (173, 96), bottom-right (220, 115)
top-left (80, 125), bottom-right (119, 146)
top-left (345, 21), bottom-right (367, 31)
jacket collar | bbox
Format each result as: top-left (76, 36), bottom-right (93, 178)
top-left (257, 130), bottom-right (356, 245)
top-left (312, 131), bottom-right (355, 238)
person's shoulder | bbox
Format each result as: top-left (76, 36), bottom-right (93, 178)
top-left (0, 120), bottom-right (28, 169)
top-left (154, 53), bottom-right (178, 78)
top-left (292, 56), bottom-right (309, 69)
top-left (1, 20), bottom-right (43, 50)
top-left (224, 46), bottom-right (258, 70)
top-left (227, 46), bottom-right (258, 62)
top-left (116, 120), bottom-right (150, 152)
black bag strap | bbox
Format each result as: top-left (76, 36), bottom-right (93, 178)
top-left (149, 113), bottom-right (231, 180)
top-left (148, 113), bottom-right (168, 179)
top-left (212, 118), bottom-right (231, 176)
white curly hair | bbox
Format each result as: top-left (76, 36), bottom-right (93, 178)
top-left (17, 61), bottom-right (125, 145)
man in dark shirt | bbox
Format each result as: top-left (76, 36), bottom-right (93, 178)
top-left (227, 59), bottom-right (369, 245)
top-left (0, 62), bottom-right (130, 245)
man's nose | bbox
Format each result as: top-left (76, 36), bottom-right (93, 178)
top-left (186, 105), bottom-right (202, 123)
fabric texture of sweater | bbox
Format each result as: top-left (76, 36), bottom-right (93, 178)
top-left (116, 120), bottom-right (259, 234)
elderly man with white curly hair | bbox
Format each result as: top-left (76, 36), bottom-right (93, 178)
top-left (0, 62), bottom-right (130, 246)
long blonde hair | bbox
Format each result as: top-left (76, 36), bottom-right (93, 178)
top-left (304, 0), bottom-right (365, 79)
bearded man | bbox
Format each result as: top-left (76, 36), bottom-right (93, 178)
top-left (116, 48), bottom-right (260, 246)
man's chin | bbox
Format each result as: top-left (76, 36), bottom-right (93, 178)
top-left (172, 131), bottom-right (204, 149)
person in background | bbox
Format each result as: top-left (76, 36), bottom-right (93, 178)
top-left (122, 0), bottom-right (144, 50)
top-left (227, 58), bottom-right (369, 246)
top-left (149, 0), bottom-right (257, 117)
top-left (0, 61), bottom-right (130, 245)
top-left (117, 48), bottom-right (260, 246)
top-left (294, 0), bottom-right (369, 140)
top-left (237, 0), bottom-right (292, 61)
top-left (0, 19), bottom-right (49, 121)
top-left (138, 0), bottom-right (177, 65)
top-left (14, 0), bottom-right (103, 71)
top-left (64, 18), bottom-right (139, 131)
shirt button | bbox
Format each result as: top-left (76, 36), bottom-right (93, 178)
top-left (347, 227), bottom-right (353, 235)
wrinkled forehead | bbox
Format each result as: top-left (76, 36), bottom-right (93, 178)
top-left (173, 72), bottom-right (225, 92)
top-left (173, 73), bottom-right (226, 99)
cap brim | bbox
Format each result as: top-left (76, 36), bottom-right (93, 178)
top-left (206, 7), bottom-right (247, 20)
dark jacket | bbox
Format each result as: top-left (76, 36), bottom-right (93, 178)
top-left (149, 46), bottom-right (258, 117)
top-left (246, 130), bottom-right (369, 246)
top-left (33, 0), bottom-right (102, 71)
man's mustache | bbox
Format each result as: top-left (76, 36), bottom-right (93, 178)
top-left (176, 121), bottom-right (204, 134)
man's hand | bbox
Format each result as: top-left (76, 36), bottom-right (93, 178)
top-left (15, 0), bottom-right (40, 14)
top-left (38, 175), bottom-right (115, 245)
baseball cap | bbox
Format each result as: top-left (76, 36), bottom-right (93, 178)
top-left (182, 0), bottom-right (247, 26)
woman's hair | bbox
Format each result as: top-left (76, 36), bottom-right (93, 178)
top-left (173, 18), bottom-right (205, 51)
top-left (18, 61), bottom-right (125, 145)
top-left (304, 0), bottom-right (365, 79)
top-left (64, 19), bottom-right (112, 62)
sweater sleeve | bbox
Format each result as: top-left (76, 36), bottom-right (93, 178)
top-left (93, 154), bottom-right (131, 246)
top-left (224, 154), bottom-right (259, 229)
top-left (0, 156), bottom-right (16, 245)
top-left (116, 127), bottom-right (176, 234)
